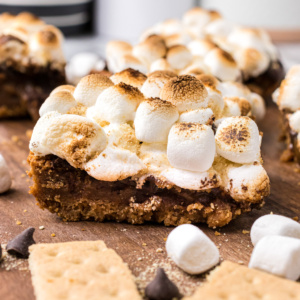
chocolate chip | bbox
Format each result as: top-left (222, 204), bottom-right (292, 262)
top-left (145, 268), bottom-right (181, 300)
top-left (6, 227), bottom-right (36, 258)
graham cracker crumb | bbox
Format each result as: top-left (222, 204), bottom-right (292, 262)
top-left (242, 230), bottom-right (250, 234)
top-left (215, 231), bottom-right (221, 236)
top-left (51, 233), bottom-right (56, 237)
top-left (16, 220), bottom-right (22, 225)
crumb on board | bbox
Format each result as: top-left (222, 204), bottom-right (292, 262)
top-left (293, 216), bottom-right (299, 221)
top-left (156, 248), bottom-right (163, 253)
top-left (39, 226), bottom-right (45, 230)
top-left (51, 233), bottom-right (56, 237)
top-left (214, 231), bottom-right (221, 236)
top-left (242, 230), bottom-right (250, 234)
top-left (16, 221), bottom-right (22, 225)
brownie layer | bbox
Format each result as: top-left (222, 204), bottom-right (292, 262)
top-left (28, 153), bottom-right (264, 227)
top-left (0, 63), bottom-right (66, 120)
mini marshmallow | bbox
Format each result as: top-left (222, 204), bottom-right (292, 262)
top-left (84, 146), bottom-right (145, 181)
top-left (134, 98), bottom-right (179, 143)
top-left (249, 235), bottom-right (300, 281)
top-left (179, 108), bottom-right (214, 124)
top-left (0, 154), bottom-right (12, 194)
top-left (218, 81), bottom-right (251, 99)
top-left (110, 68), bottom-right (147, 89)
top-left (277, 76), bottom-right (300, 111)
top-left (205, 18), bottom-right (235, 38)
top-left (204, 48), bottom-right (241, 81)
top-left (215, 117), bottom-right (260, 164)
top-left (39, 91), bottom-right (77, 117)
top-left (160, 75), bottom-right (208, 112)
top-left (187, 39), bottom-right (216, 57)
top-left (73, 74), bottom-right (114, 107)
top-left (164, 32), bottom-right (192, 48)
top-left (251, 214), bottom-right (300, 246)
top-left (150, 58), bottom-right (174, 73)
top-left (167, 123), bottom-right (216, 172)
top-left (166, 45), bottom-right (193, 70)
top-left (159, 19), bottom-right (182, 36)
top-left (132, 35), bottom-right (167, 67)
top-left (166, 224), bottom-right (219, 274)
top-left (223, 97), bottom-right (251, 117)
top-left (289, 110), bottom-right (300, 132)
top-left (141, 70), bottom-right (177, 98)
top-left (248, 93), bottom-right (266, 121)
top-left (65, 52), bottom-right (104, 84)
top-left (95, 82), bottom-right (144, 124)
top-left (50, 85), bottom-right (75, 96)
top-left (116, 54), bottom-right (148, 74)
top-left (42, 114), bottom-right (107, 168)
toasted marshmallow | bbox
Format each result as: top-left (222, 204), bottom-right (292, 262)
top-left (0, 154), bottom-right (12, 194)
top-left (73, 74), bottom-right (114, 107)
top-left (42, 114), bottom-right (107, 168)
top-left (134, 98), bottom-right (179, 143)
top-left (95, 83), bottom-right (144, 124)
top-left (160, 75), bottom-right (208, 112)
top-left (234, 48), bottom-right (270, 78)
top-left (39, 91), bottom-right (77, 117)
top-left (50, 85), bottom-right (75, 96)
top-left (159, 19), bottom-right (182, 36)
top-left (85, 146), bottom-right (145, 181)
top-left (223, 97), bottom-right (251, 117)
top-left (132, 35), bottom-right (167, 67)
top-left (289, 110), bottom-right (300, 132)
top-left (205, 18), bottom-right (235, 38)
top-left (215, 117), bottom-right (260, 164)
top-left (187, 39), bottom-right (216, 57)
top-left (66, 52), bottom-right (105, 84)
top-left (164, 32), bottom-right (192, 47)
top-left (204, 48), bottom-right (240, 81)
top-left (116, 54), bottom-right (148, 74)
top-left (106, 40), bottom-right (132, 73)
top-left (277, 65), bottom-right (300, 111)
top-left (218, 81), bottom-right (251, 99)
top-left (248, 93), bottom-right (266, 121)
top-left (150, 58), bottom-right (174, 73)
top-left (166, 45), bottom-right (193, 70)
top-left (167, 123), bottom-right (216, 172)
top-left (179, 108), bottom-right (214, 125)
top-left (223, 162), bottom-right (269, 202)
top-left (110, 68), bottom-right (147, 89)
top-left (141, 70), bottom-right (177, 98)
top-left (179, 65), bottom-right (206, 76)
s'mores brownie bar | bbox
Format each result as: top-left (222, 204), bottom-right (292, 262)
top-left (273, 65), bottom-right (300, 164)
top-left (0, 12), bottom-right (66, 120)
top-left (28, 71), bottom-right (269, 228)
top-left (106, 7), bottom-right (283, 101)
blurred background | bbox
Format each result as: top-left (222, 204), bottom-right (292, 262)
top-left (1, 0), bottom-right (300, 68)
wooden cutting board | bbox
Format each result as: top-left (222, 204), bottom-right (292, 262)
top-left (1, 106), bottom-right (300, 300)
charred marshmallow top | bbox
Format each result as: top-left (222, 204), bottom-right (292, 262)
top-left (30, 72), bottom-right (269, 203)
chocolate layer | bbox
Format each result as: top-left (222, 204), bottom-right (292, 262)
top-left (28, 153), bottom-right (264, 227)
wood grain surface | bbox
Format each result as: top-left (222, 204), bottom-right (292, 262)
top-left (1, 106), bottom-right (300, 300)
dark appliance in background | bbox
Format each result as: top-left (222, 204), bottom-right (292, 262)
top-left (0, 0), bottom-right (95, 36)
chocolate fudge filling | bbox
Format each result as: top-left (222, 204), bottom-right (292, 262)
top-left (28, 153), bottom-right (265, 228)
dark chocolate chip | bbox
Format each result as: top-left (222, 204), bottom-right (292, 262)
top-left (145, 268), bottom-right (181, 300)
top-left (6, 227), bottom-right (36, 258)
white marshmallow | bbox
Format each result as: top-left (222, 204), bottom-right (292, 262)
top-left (218, 81), bottom-right (251, 99)
top-left (205, 19), bottom-right (235, 38)
top-left (183, 8), bottom-right (213, 33)
top-left (248, 93), bottom-right (266, 121)
top-left (166, 45), bottom-right (193, 70)
top-left (0, 154), bottom-right (12, 194)
top-left (277, 76), bottom-right (300, 111)
top-left (204, 48), bottom-right (241, 81)
top-left (65, 52), bottom-right (104, 84)
top-left (251, 214), bottom-right (300, 246)
top-left (42, 114), bottom-right (107, 168)
top-left (167, 123), bottom-right (216, 172)
top-left (134, 99), bottom-right (179, 143)
top-left (116, 54), bottom-right (148, 74)
top-left (39, 91), bottom-right (77, 117)
top-left (84, 146), bottom-right (145, 181)
top-left (187, 39), bottom-right (216, 57)
top-left (161, 167), bottom-right (219, 191)
top-left (160, 19), bottom-right (182, 36)
top-left (249, 235), bottom-right (300, 281)
top-left (166, 224), bottom-right (219, 274)
top-left (179, 108), bottom-right (214, 124)
top-left (95, 83), bottom-right (144, 124)
top-left (289, 110), bottom-right (300, 132)
top-left (223, 97), bottom-right (251, 117)
top-left (164, 32), bottom-right (192, 48)
top-left (73, 74), bottom-right (114, 107)
top-left (215, 117), bottom-right (260, 164)
top-left (29, 111), bottom-right (61, 156)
